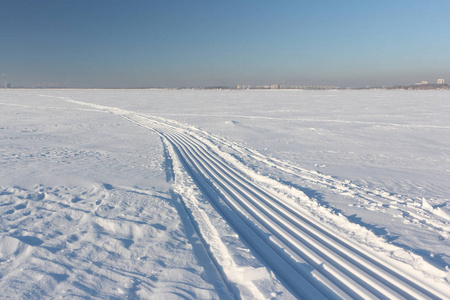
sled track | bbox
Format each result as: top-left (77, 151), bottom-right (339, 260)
top-left (151, 125), bottom-right (446, 299)
top-left (43, 96), bottom-right (448, 299)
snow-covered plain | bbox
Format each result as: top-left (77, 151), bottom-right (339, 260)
top-left (0, 89), bottom-right (449, 299)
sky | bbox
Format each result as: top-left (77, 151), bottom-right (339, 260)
top-left (1, 0), bottom-right (450, 88)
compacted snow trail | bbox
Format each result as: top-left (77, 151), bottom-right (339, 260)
top-left (155, 129), bottom-right (447, 299)
top-left (38, 95), bottom-right (449, 299)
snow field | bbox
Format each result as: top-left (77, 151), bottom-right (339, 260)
top-left (0, 92), bottom-right (229, 299)
top-left (1, 89), bottom-right (449, 299)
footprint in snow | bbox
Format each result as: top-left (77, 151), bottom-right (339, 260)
top-left (14, 203), bottom-right (27, 210)
top-left (95, 205), bottom-right (114, 218)
top-left (117, 238), bottom-right (134, 249)
top-left (67, 234), bottom-right (79, 243)
top-left (26, 193), bottom-right (45, 201)
top-left (13, 235), bottom-right (44, 247)
top-left (48, 273), bottom-right (70, 283)
top-left (103, 183), bottom-right (114, 190)
top-left (151, 223), bottom-right (167, 231)
top-left (71, 196), bottom-right (83, 203)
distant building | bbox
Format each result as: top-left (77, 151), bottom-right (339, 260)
top-left (437, 78), bottom-right (445, 84)
top-left (4, 81), bottom-right (11, 88)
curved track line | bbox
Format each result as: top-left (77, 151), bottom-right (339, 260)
top-left (171, 133), bottom-right (437, 293)
top-left (159, 130), bottom-right (446, 300)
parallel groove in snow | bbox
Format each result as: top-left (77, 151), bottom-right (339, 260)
top-left (166, 133), bottom-right (333, 299)
top-left (172, 136), bottom-right (390, 296)
top-left (153, 126), bottom-right (446, 299)
top-left (171, 134), bottom-right (363, 299)
top-left (171, 132), bottom-right (441, 298)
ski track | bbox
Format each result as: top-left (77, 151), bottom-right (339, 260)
top-left (150, 112), bottom-right (450, 130)
top-left (153, 116), bottom-right (450, 240)
top-left (40, 95), bottom-right (449, 299)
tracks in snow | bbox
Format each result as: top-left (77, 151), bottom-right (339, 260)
top-left (43, 95), bottom-right (449, 299)
top-left (174, 120), bottom-right (450, 238)
top-left (152, 123), bottom-right (447, 299)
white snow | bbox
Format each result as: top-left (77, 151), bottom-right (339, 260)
top-left (0, 89), bottom-right (449, 298)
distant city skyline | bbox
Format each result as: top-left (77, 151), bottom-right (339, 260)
top-left (3, 77), bottom-right (447, 90)
top-left (1, 1), bottom-right (450, 89)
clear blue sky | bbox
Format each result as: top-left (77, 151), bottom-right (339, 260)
top-left (1, 0), bottom-right (449, 88)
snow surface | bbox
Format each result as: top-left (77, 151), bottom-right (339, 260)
top-left (0, 89), bottom-right (449, 299)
